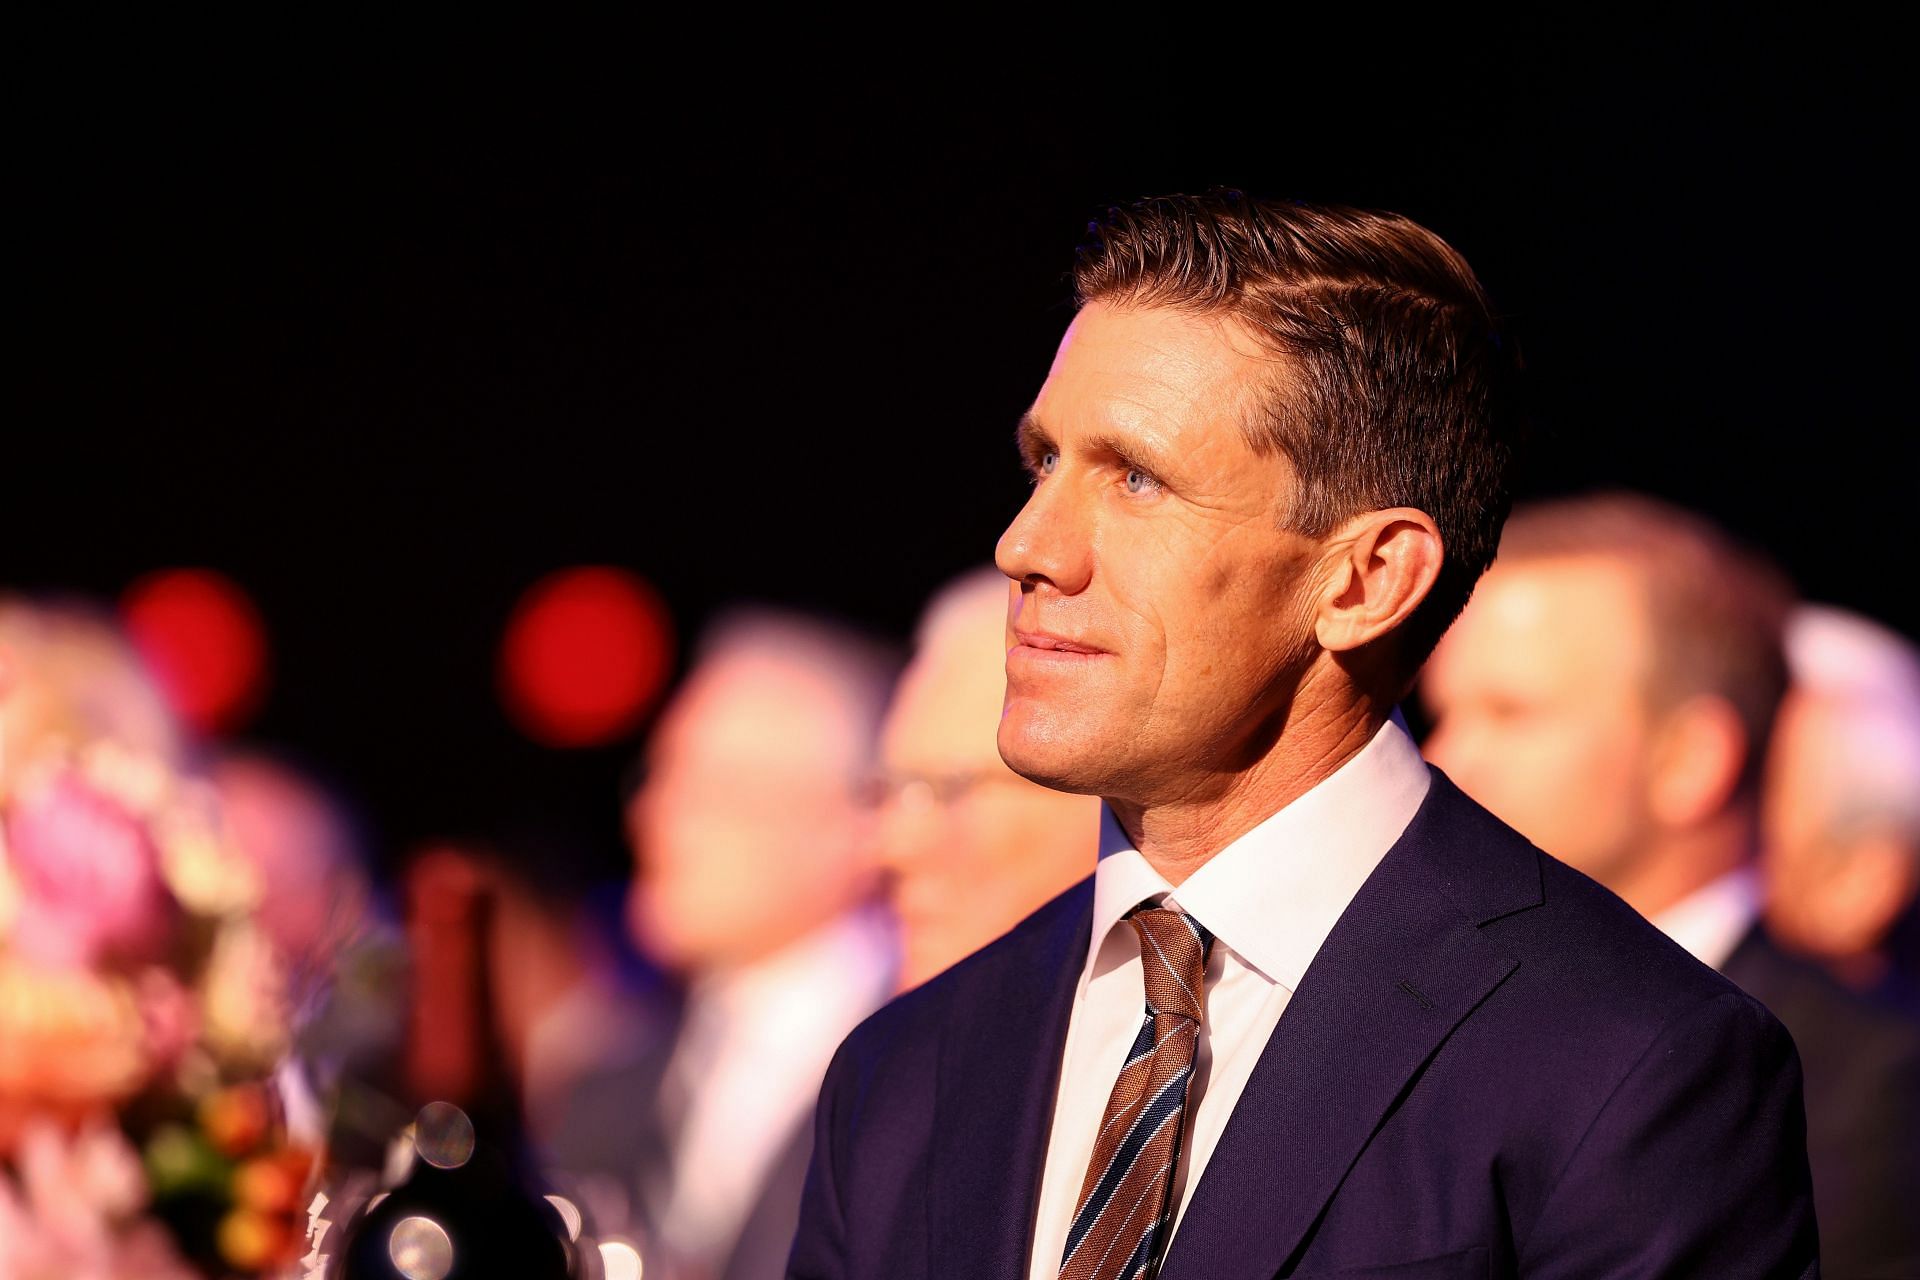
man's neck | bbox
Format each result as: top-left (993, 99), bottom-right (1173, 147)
top-left (690, 905), bottom-right (865, 995)
top-left (1618, 813), bottom-right (1756, 922)
top-left (1109, 692), bottom-right (1385, 885)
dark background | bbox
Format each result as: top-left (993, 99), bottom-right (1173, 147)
top-left (13, 21), bottom-right (1911, 884)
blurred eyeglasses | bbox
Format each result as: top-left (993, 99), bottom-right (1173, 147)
top-left (857, 768), bottom-right (1025, 811)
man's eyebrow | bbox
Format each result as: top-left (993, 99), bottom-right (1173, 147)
top-left (1082, 429), bottom-right (1176, 478)
top-left (1015, 413), bottom-right (1054, 458)
top-left (1015, 414), bottom-right (1180, 481)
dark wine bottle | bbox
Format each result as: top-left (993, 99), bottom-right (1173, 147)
top-left (334, 847), bottom-right (579, 1280)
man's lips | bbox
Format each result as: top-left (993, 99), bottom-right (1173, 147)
top-left (1009, 630), bottom-right (1109, 661)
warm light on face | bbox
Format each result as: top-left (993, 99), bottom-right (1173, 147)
top-left (994, 303), bottom-right (1318, 806)
top-left (1421, 557), bottom-right (1660, 884)
top-left (628, 648), bottom-right (872, 971)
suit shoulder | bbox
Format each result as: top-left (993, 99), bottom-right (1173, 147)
top-left (1412, 777), bottom-right (1770, 1042)
top-left (1511, 850), bottom-right (1760, 1022)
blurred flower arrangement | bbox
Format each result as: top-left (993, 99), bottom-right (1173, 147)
top-left (0, 601), bottom-right (320, 1279)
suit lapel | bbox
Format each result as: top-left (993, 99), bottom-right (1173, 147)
top-left (929, 879), bottom-right (1092, 1277)
top-left (1161, 773), bottom-right (1537, 1280)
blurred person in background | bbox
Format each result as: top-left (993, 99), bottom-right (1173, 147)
top-left (874, 567), bottom-right (1098, 992)
top-left (1764, 605), bottom-right (1920, 1008)
top-left (1423, 491), bottom-right (1920, 1277)
top-left (620, 610), bottom-right (897, 1280)
top-left (479, 843), bottom-right (670, 1236)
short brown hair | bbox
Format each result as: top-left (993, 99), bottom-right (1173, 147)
top-left (1497, 492), bottom-right (1794, 788)
top-left (1073, 191), bottom-right (1520, 673)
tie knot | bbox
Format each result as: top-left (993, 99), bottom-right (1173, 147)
top-left (1127, 905), bottom-right (1213, 1022)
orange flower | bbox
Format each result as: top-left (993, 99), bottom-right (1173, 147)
top-left (0, 958), bottom-right (148, 1144)
top-left (216, 1205), bottom-right (291, 1271)
top-left (197, 1082), bottom-right (271, 1158)
top-left (233, 1147), bottom-right (313, 1215)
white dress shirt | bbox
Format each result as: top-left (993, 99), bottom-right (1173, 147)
top-left (1025, 718), bottom-right (1432, 1278)
top-left (654, 909), bottom-right (895, 1269)
top-left (1652, 866), bottom-right (1762, 972)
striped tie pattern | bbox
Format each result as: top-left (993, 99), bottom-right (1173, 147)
top-left (1059, 904), bottom-right (1214, 1280)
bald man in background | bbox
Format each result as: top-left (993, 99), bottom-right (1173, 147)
top-left (1765, 604), bottom-right (1920, 1008)
top-left (875, 568), bottom-right (1098, 991)
top-left (603, 611), bottom-right (897, 1280)
top-left (1423, 492), bottom-right (1920, 1278)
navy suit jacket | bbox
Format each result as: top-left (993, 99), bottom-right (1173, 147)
top-left (789, 771), bottom-right (1818, 1278)
top-left (1721, 925), bottom-right (1920, 1277)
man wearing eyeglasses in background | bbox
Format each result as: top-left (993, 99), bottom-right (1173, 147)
top-left (872, 567), bottom-right (1099, 992)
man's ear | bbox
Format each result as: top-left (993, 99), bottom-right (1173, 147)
top-left (1313, 508), bottom-right (1445, 654)
top-left (1647, 695), bottom-right (1748, 828)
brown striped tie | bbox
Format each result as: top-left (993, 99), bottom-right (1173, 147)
top-left (1058, 904), bottom-right (1214, 1280)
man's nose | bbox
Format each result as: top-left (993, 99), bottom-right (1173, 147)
top-left (1421, 716), bottom-right (1480, 786)
top-left (875, 782), bottom-right (949, 874)
top-left (995, 474), bottom-right (1092, 596)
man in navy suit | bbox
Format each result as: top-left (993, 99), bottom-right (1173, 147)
top-left (788, 193), bottom-right (1817, 1278)
top-left (1423, 495), bottom-right (1919, 1276)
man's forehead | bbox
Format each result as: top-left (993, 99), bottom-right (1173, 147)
top-left (1464, 556), bottom-right (1656, 681)
top-left (655, 655), bottom-right (862, 769)
top-left (1048, 301), bottom-right (1227, 370)
top-left (1032, 302), bottom-right (1273, 437)
top-left (1495, 555), bottom-right (1649, 616)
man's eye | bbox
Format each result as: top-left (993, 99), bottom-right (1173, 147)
top-left (1124, 468), bottom-right (1157, 494)
top-left (1041, 451), bottom-right (1059, 474)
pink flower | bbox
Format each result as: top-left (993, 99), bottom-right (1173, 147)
top-left (0, 1116), bottom-right (198, 1280)
top-left (133, 969), bottom-right (199, 1073)
top-left (3, 770), bottom-right (172, 970)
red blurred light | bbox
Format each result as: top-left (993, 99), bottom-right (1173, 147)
top-left (498, 567), bottom-right (674, 748)
top-left (121, 568), bottom-right (269, 736)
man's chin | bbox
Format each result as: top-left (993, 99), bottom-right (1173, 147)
top-left (996, 721), bottom-right (1108, 797)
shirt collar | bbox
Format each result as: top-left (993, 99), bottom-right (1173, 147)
top-left (1088, 716), bottom-right (1431, 992)
top-left (691, 907), bottom-right (896, 1033)
top-left (1652, 866), bottom-right (1762, 972)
